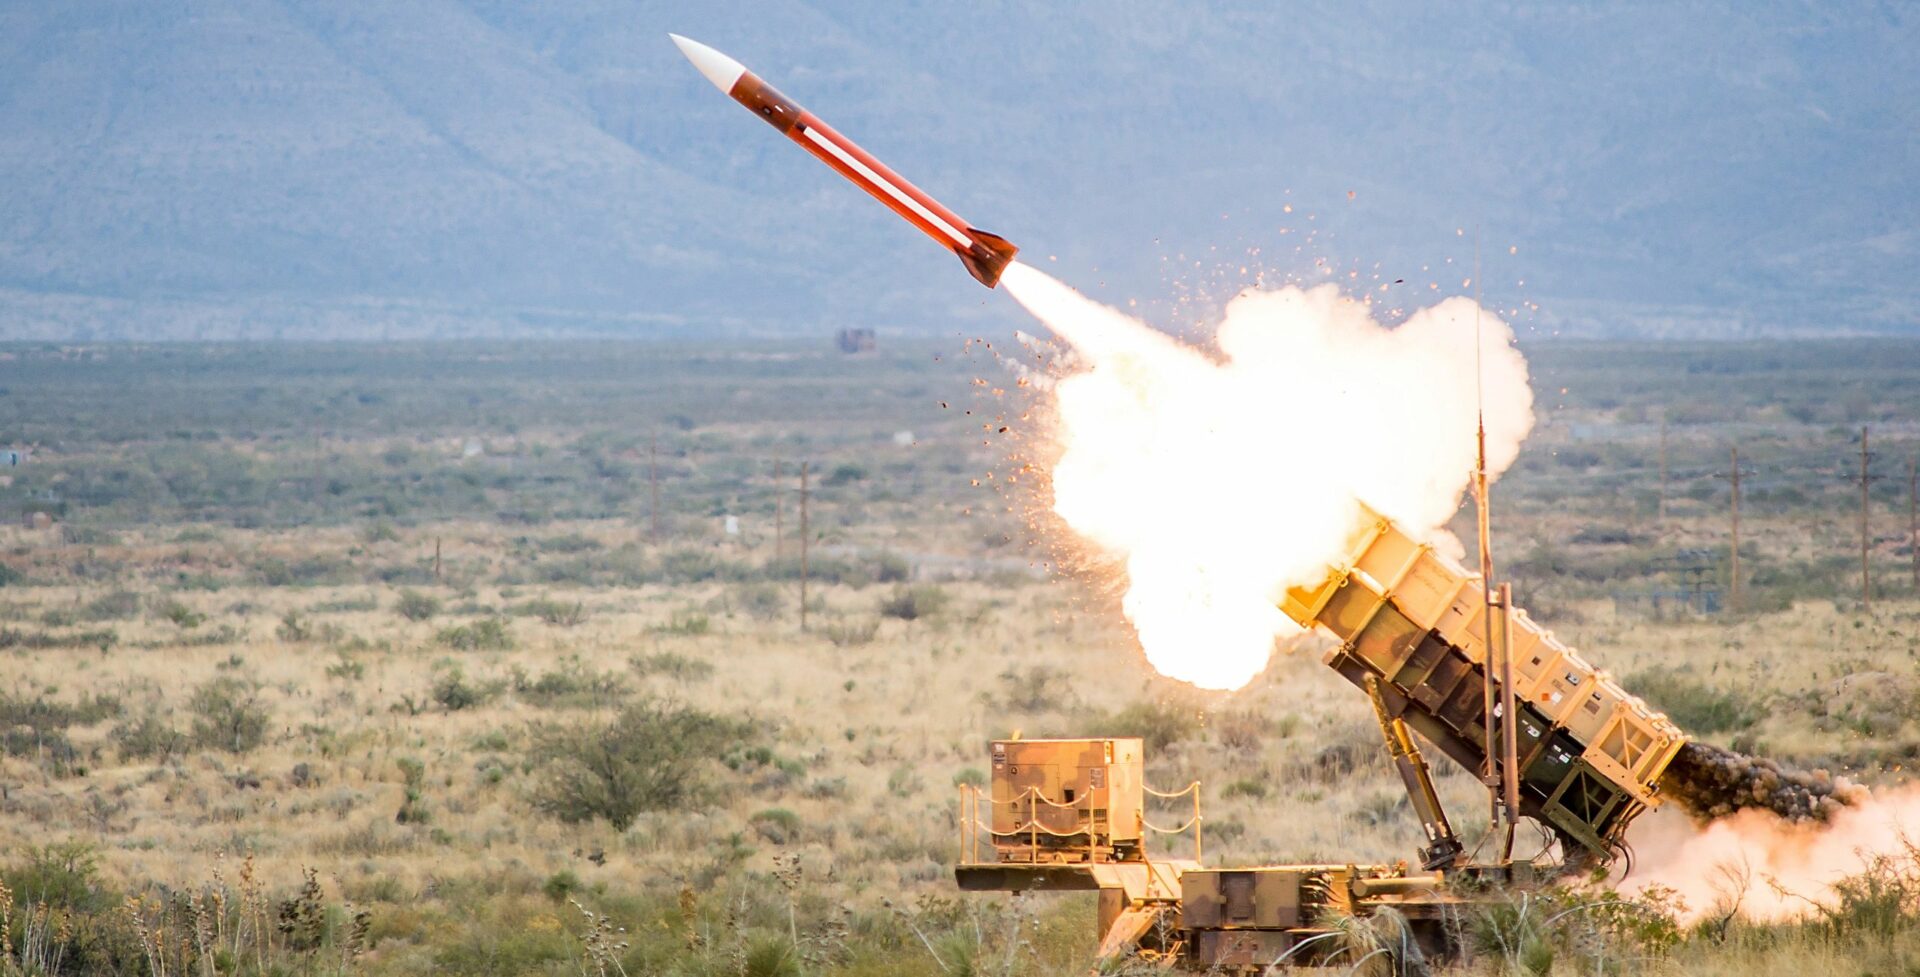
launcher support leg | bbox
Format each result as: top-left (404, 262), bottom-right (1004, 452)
top-left (1366, 675), bottom-right (1466, 870)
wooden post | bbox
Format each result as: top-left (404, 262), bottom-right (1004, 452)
top-left (649, 433), bottom-right (662, 544)
top-left (773, 457), bottom-right (784, 561)
top-left (799, 461), bottom-right (810, 632)
top-left (1861, 426), bottom-right (1872, 613)
top-left (1729, 447), bottom-right (1740, 616)
top-left (433, 537), bottom-right (442, 583)
top-left (1658, 416), bottom-right (1669, 525)
top-left (1909, 457), bottom-right (1917, 593)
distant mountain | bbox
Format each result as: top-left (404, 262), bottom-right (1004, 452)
top-left (0, 1), bottom-right (1913, 339)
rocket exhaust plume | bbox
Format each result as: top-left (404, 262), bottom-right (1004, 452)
top-left (998, 262), bottom-right (1533, 690)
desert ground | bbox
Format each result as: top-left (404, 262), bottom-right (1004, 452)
top-left (0, 339), bottom-right (1915, 975)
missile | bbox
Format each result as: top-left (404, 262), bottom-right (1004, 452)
top-left (670, 34), bottom-right (1019, 288)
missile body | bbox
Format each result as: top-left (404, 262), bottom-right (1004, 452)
top-left (670, 34), bottom-right (1018, 288)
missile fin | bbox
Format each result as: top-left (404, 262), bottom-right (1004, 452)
top-left (958, 229), bottom-right (1019, 289)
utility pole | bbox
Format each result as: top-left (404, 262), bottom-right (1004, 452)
top-left (773, 457), bottom-right (784, 561)
top-left (1658, 416), bottom-right (1669, 525)
top-left (1714, 448), bottom-right (1754, 616)
top-left (1729, 448), bottom-right (1741, 616)
top-left (798, 461), bottom-right (810, 632)
top-left (1860, 426), bottom-right (1875, 613)
top-left (649, 433), bottom-right (662, 544)
top-left (1909, 457), bottom-right (1917, 593)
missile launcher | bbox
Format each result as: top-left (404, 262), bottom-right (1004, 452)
top-left (1281, 506), bottom-right (1687, 860)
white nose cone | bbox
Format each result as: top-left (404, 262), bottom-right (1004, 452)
top-left (670, 34), bottom-right (747, 94)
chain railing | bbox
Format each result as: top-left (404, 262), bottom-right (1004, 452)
top-left (957, 780), bottom-right (1203, 865)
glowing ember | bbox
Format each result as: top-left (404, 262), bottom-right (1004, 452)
top-left (1000, 262), bottom-right (1533, 690)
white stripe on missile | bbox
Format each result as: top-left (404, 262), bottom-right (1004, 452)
top-left (800, 125), bottom-right (971, 248)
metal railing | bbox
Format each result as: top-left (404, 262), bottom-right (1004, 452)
top-left (958, 780), bottom-right (1202, 865)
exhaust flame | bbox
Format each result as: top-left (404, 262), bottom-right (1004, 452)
top-left (999, 262), bottom-right (1533, 690)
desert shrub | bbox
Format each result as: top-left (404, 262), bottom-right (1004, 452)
top-left (998, 664), bottom-right (1073, 712)
top-left (1821, 852), bottom-right (1920, 940)
top-left (527, 698), bottom-right (757, 830)
top-left (253, 554), bottom-right (353, 587)
top-left (507, 597), bottom-right (587, 627)
top-left (0, 628), bottom-right (119, 650)
top-left (886, 766), bottom-right (925, 798)
top-left (431, 669), bottom-right (502, 711)
top-left (542, 869), bottom-right (582, 902)
top-left (652, 609), bottom-right (710, 636)
top-left (363, 521), bottom-right (401, 543)
top-left (0, 563), bottom-right (22, 587)
top-left (873, 551), bottom-right (911, 583)
top-left (1628, 667), bottom-right (1760, 733)
top-left (112, 711), bottom-right (187, 763)
top-left (1221, 777), bottom-right (1269, 800)
top-left (822, 463), bottom-right (867, 487)
top-left (538, 533), bottom-right (602, 554)
top-left (276, 610), bottom-right (313, 642)
top-left (157, 599), bottom-right (204, 628)
top-left (1085, 700), bottom-right (1201, 751)
top-left (515, 657), bottom-right (628, 708)
top-left (394, 589), bottom-right (442, 622)
top-left (952, 768), bottom-right (987, 788)
top-left (436, 617), bottom-right (514, 651)
top-left (2, 841), bottom-right (107, 912)
top-left (396, 756), bottom-right (430, 824)
top-left (78, 589), bottom-right (141, 621)
top-left (188, 677), bottom-right (270, 752)
top-left (630, 651), bottom-right (715, 681)
top-left (879, 584), bottom-right (949, 621)
top-left (735, 583), bottom-right (785, 621)
top-left (822, 617), bottom-right (879, 647)
top-left (750, 807), bottom-right (802, 844)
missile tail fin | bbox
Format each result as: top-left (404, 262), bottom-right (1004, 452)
top-left (958, 229), bottom-right (1019, 288)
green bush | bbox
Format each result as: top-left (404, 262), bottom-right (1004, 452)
top-left (436, 617), bottom-right (514, 651)
top-left (879, 585), bottom-right (949, 621)
top-left (542, 869), bottom-right (582, 902)
top-left (630, 651), bottom-right (715, 681)
top-left (188, 677), bottom-right (270, 752)
top-left (2, 841), bottom-right (107, 912)
top-left (507, 597), bottom-right (587, 627)
top-left (652, 609), bottom-right (710, 636)
top-left (395, 589), bottom-right (442, 622)
top-left (432, 669), bottom-right (502, 711)
top-left (527, 698), bottom-right (756, 830)
top-left (749, 807), bottom-right (802, 844)
top-left (112, 711), bottom-right (187, 763)
top-left (1086, 700), bottom-right (1201, 751)
top-left (515, 657), bottom-right (628, 708)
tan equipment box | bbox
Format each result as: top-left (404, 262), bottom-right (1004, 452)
top-left (990, 738), bottom-right (1143, 862)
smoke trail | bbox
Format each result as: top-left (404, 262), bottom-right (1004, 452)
top-left (1663, 741), bottom-right (1868, 823)
top-left (999, 262), bottom-right (1533, 690)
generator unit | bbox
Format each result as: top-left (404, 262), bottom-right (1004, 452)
top-left (1280, 507), bottom-right (1687, 859)
top-left (987, 737), bottom-right (1144, 863)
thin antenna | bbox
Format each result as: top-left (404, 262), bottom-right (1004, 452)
top-left (1468, 227), bottom-right (1509, 854)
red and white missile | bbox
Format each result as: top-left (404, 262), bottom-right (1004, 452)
top-left (670, 34), bottom-right (1019, 289)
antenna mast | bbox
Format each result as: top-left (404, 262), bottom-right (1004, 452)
top-left (1470, 231), bottom-right (1520, 861)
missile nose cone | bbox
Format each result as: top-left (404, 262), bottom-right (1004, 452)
top-left (669, 34), bottom-right (747, 94)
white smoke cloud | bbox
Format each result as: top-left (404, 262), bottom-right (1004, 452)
top-left (1000, 262), bottom-right (1533, 690)
top-left (1620, 786), bottom-right (1920, 923)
